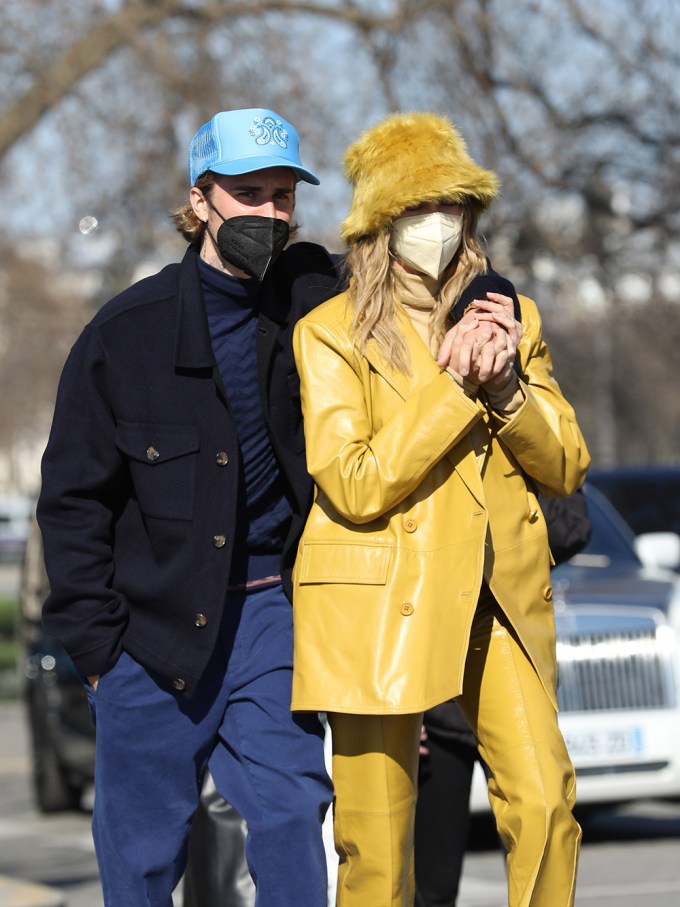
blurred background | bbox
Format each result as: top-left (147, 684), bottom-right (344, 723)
top-left (3, 0), bottom-right (680, 754)
top-left (1, 2), bottom-right (680, 902)
top-left (0, 0), bottom-right (679, 500)
top-left (0, 0), bottom-right (680, 704)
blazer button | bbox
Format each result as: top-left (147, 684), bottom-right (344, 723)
top-left (194, 613), bottom-right (208, 628)
top-left (403, 518), bottom-right (417, 533)
top-left (528, 509), bottom-right (540, 523)
top-left (172, 677), bottom-right (186, 691)
top-left (543, 585), bottom-right (553, 602)
top-left (146, 446), bottom-right (160, 461)
top-left (400, 602), bottom-right (414, 616)
top-left (215, 451), bottom-right (229, 466)
top-left (213, 534), bottom-right (227, 548)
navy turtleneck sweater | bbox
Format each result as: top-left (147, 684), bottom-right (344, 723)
top-left (199, 258), bottom-right (292, 586)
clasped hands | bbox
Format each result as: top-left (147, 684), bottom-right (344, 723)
top-left (437, 292), bottom-right (522, 388)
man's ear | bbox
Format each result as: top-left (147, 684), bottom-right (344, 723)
top-left (190, 186), bottom-right (208, 223)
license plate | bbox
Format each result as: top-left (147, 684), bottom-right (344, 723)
top-left (563, 727), bottom-right (644, 760)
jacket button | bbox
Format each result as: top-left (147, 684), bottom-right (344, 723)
top-left (213, 534), bottom-right (226, 548)
top-left (400, 602), bottom-right (414, 616)
top-left (528, 509), bottom-right (540, 522)
top-left (194, 613), bottom-right (208, 628)
top-left (403, 518), bottom-right (417, 533)
top-left (172, 677), bottom-right (186, 691)
top-left (215, 451), bottom-right (229, 466)
top-left (146, 446), bottom-right (160, 461)
top-left (543, 585), bottom-right (553, 602)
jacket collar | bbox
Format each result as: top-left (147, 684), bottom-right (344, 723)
top-left (174, 245), bottom-right (216, 370)
top-left (255, 260), bottom-right (290, 387)
top-left (173, 245), bottom-right (291, 370)
top-left (362, 306), bottom-right (442, 400)
top-left (174, 243), bottom-right (315, 368)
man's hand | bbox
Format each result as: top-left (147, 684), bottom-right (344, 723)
top-left (419, 724), bottom-right (430, 758)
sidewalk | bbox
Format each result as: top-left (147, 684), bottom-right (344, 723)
top-left (0, 876), bottom-right (64, 907)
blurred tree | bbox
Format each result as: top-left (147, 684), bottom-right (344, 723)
top-left (0, 0), bottom-right (679, 479)
top-left (0, 240), bottom-right (90, 490)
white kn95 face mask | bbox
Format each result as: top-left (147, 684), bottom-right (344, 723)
top-left (389, 211), bottom-right (463, 279)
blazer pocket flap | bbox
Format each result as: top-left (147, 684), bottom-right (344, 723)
top-left (115, 422), bottom-right (200, 464)
top-left (298, 541), bottom-right (391, 585)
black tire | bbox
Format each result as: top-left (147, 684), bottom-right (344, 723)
top-left (27, 679), bottom-right (83, 812)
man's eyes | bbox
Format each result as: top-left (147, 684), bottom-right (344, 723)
top-left (235, 191), bottom-right (293, 202)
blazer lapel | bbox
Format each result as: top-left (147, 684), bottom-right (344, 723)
top-left (256, 308), bottom-right (279, 408)
top-left (173, 247), bottom-right (216, 370)
top-left (362, 310), bottom-right (439, 400)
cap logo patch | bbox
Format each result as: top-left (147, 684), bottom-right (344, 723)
top-left (249, 115), bottom-right (288, 149)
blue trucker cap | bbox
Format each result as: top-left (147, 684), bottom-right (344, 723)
top-left (189, 108), bottom-right (320, 187)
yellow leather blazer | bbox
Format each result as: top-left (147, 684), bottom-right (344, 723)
top-left (291, 291), bottom-right (590, 715)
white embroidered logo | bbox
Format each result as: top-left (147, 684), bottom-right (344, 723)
top-left (249, 116), bottom-right (288, 149)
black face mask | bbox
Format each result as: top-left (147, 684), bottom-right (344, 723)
top-left (208, 209), bottom-right (290, 281)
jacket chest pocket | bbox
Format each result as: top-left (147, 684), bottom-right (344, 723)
top-left (298, 540), bottom-right (392, 585)
top-left (115, 422), bottom-right (200, 521)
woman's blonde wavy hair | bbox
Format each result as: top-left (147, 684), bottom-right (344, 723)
top-left (346, 200), bottom-right (488, 373)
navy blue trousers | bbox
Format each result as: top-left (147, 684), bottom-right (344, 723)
top-left (87, 583), bottom-right (332, 907)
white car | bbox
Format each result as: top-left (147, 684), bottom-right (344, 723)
top-left (0, 494), bottom-right (33, 562)
top-left (470, 485), bottom-right (680, 812)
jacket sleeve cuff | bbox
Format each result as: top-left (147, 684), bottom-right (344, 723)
top-left (446, 366), bottom-right (480, 399)
top-left (68, 634), bottom-right (124, 681)
top-left (484, 373), bottom-right (524, 415)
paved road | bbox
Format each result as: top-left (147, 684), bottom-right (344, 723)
top-left (0, 701), bottom-right (101, 907)
top-left (1, 698), bottom-right (680, 906)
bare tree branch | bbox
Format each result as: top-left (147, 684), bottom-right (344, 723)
top-left (0, 0), bottom-right (433, 158)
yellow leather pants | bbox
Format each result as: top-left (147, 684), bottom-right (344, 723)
top-left (328, 601), bottom-right (581, 907)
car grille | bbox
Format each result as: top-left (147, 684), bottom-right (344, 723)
top-left (555, 611), bottom-right (677, 712)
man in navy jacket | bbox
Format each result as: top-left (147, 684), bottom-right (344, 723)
top-left (37, 108), bottom-right (340, 907)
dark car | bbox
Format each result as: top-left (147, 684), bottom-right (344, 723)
top-left (588, 464), bottom-right (680, 536)
top-left (17, 515), bottom-right (95, 812)
top-left (588, 464), bottom-right (680, 571)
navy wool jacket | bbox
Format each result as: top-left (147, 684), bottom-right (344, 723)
top-left (37, 242), bottom-right (341, 696)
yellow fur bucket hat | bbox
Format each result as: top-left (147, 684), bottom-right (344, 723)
top-left (341, 111), bottom-right (499, 244)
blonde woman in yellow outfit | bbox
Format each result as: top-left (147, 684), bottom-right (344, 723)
top-left (291, 112), bottom-right (590, 907)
